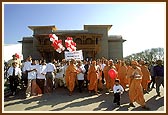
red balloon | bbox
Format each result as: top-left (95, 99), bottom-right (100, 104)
top-left (108, 69), bottom-right (117, 79)
top-left (49, 34), bottom-right (53, 38)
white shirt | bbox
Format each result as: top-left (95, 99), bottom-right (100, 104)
top-left (101, 63), bottom-right (106, 71)
top-left (56, 66), bottom-right (65, 78)
top-left (36, 64), bottom-right (46, 79)
top-left (113, 84), bottom-right (124, 93)
top-left (77, 65), bottom-right (86, 80)
top-left (27, 64), bottom-right (37, 79)
top-left (22, 61), bottom-right (31, 72)
top-left (45, 63), bottom-right (56, 72)
top-left (63, 64), bottom-right (69, 76)
top-left (7, 66), bottom-right (22, 78)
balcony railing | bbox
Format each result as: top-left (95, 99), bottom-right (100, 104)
top-left (36, 44), bottom-right (100, 52)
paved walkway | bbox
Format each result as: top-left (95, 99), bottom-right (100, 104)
top-left (3, 86), bottom-right (165, 113)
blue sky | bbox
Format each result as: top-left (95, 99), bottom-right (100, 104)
top-left (3, 2), bottom-right (166, 57)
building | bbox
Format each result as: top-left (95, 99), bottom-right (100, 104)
top-left (19, 25), bottom-right (126, 61)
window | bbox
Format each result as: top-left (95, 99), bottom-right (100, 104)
top-left (85, 38), bottom-right (93, 44)
top-left (75, 38), bottom-right (82, 44)
top-left (96, 38), bottom-right (98, 44)
top-left (44, 39), bottom-right (51, 45)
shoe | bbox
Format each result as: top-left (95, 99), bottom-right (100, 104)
top-left (129, 103), bottom-right (135, 107)
top-left (117, 103), bottom-right (120, 106)
top-left (38, 94), bottom-right (42, 96)
top-left (95, 92), bottom-right (99, 95)
top-left (69, 91), bottom-right (72, 96)
top-left (105, 91), bottom-right (110, 94)
top-left (156, 92), bottom-right (160, 97)
top-left (152, 86), bottom-right (155, 89)
top-left (106, 90), bottom-right (110, 93)
top-left (146, 91), bottom-right (149, 94)
top-left (117, 104), bottom-right (120, 107)
top-left (156, 93), bottom-right (161, 97)
top-left (142, 106), bottom-right (150, 110)
top-left (143, 90), bottom-right (149, 94)
top-left (12, 92), bottom-right (16, 96)
top-left (26, 94), bottom-right (30, 98)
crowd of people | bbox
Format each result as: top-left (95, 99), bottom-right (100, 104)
top-left (4, 54), bottom-right (164, 110)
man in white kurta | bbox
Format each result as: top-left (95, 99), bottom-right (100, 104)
top-left (25, 59), bottom-right (37, 97)
top-left (7, 61), bottom-right (22, 95)
top-left (77, 61), bottom-right (86, 93)
top-left (36, 60), bottom-right (46, 94)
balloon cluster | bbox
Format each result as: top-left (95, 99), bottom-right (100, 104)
top-left (65, 37), bottom-right (76, 52)
top-left (49, 34), bottom-right (77, 53)
top-left (49, 34), bottom-right (65, 53)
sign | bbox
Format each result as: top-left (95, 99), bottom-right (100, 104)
top-left (64, 50), bottom-right (83, 60)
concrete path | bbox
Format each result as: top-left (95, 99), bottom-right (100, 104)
top-left (3, 86), bottom-right (165, 113)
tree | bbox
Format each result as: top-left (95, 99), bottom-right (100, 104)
top-left (124, 47), bottom-right (164, 63)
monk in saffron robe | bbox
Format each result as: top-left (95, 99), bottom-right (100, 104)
top-left (88, 61), bottom-right (99, 94)
top-left (139, 60), bottom-right (151, 93)
top-left (118, 61), bottom-right (128, 90)
top-left (127, 61), bottom-right (149, 110)
top-left (109, 59), bottom-right (118, 91)
top-left (115, 60), bottom-right (121, 71)
top-left (103, 60), bottom-right (111, 92)
top-left (126, 62), bottom-right (132, 87)
top-left (96, 60), bottom-right (103, 90)
top-left (66, 59), bottom-right (78, 96)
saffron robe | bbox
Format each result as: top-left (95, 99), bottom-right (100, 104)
top-left (66, 64), bottom-right (77, 92)
top-left (140, 65), bottom-right (151, 90)
top-left (127, 66), bottom-right (146, 106)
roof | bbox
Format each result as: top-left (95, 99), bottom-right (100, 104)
top-left (18, 37), bottom-right (34, 43)
top-left (54, 30), bottom-right (102, 35)
top-left (28, 25), bottom-right (56, 31)
top-left (84, 25), bottom-right (112, 31)
top-left (108, 35), bottom-right (122, 39)
top-left (108, 35), bottom-right (126, 42)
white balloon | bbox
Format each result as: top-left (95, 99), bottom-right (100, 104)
top-left (50, 38), bottom-right (54, 42)
top-left (56, 48), bottom-right (61, 53)
top-left (58, 43), bottom-right (62, 48)
top-left (53, 34), bottom-right (58, 40)
top-left (61, 46), bottom-right (64, 51)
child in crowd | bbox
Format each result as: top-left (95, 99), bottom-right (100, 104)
top-left (113, 79), bottom-right (124, 106)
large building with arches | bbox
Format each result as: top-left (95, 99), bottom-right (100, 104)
top-left (19, 25), bottom-right (126, 61)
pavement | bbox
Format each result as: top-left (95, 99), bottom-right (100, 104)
top-left (3, 85), bottom-right (165, 113)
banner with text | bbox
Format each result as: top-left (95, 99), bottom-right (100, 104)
top-left (64, 50), bottom-right (83, 60)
